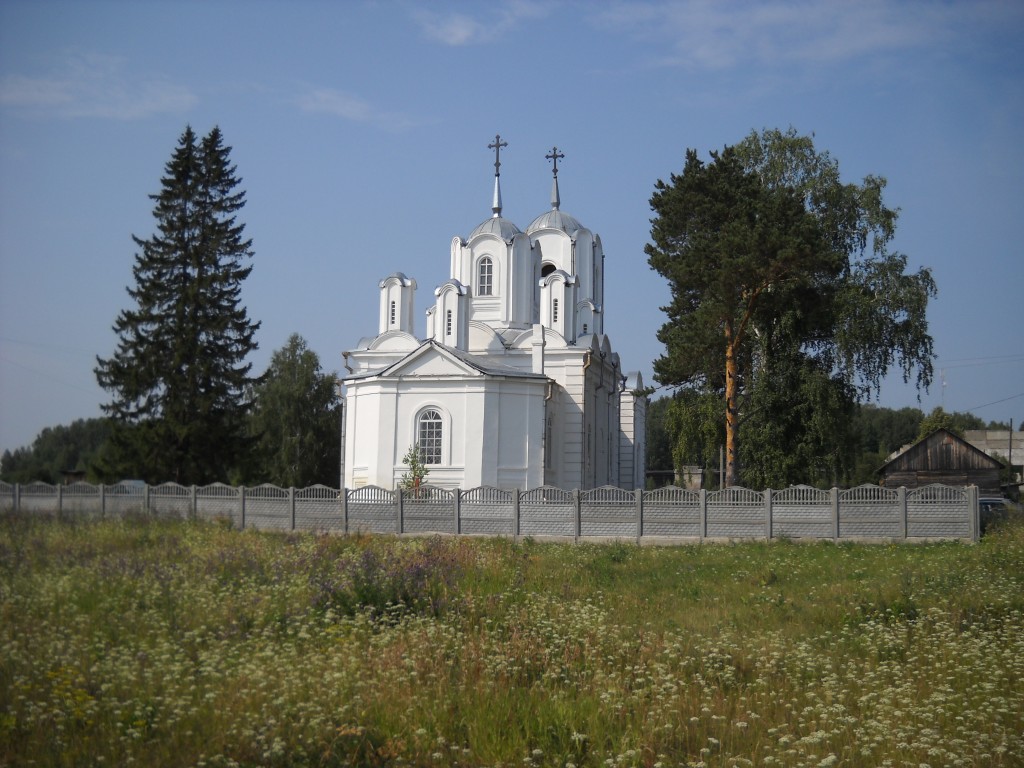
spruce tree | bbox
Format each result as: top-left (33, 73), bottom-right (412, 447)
top-left (95, 126), bottom-right (260, 484)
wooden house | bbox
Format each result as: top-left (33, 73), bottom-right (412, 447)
top-left (878, 428), bottom-right (1004, 493)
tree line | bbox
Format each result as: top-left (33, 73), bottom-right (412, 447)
top-left (645, 398), bottom-right (1016, 490)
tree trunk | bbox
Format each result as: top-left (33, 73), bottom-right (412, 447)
top-left (724, 325), bottom-right (739, 487)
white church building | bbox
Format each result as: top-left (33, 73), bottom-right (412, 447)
top-left (340, 137), bottom-right (646, 491)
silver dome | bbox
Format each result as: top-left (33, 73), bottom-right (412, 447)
top-left (469, 215), bottom-right (523, 241)
top-left (526, 209), bottom-right (583, 235)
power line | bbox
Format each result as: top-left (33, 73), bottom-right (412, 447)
top-left (937, 353), bottom-right (1024, 370)
top-left (967, 391), bottom-right (1024, 412)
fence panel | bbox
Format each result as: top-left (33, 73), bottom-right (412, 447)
top-left (105, 481), bottom-right (149, 517)
top-left (839, 485), bottom-right (901, 538)
top-left (772, 485), bottom-right (832, 538)
top-left (0, 481), bottom-right (13, 513)
top-left (296, 485), bottom-right (343, 532)
top-left (460, 486), bottom-right (514, 535)
top-left (346, 486), bottom-right (397, 533)
top-left (150, 483), bottom-right (192, 519)
top-left (581, 486), bottom-right (636, 537)
top-left (245, 484), bottom-right (291, 530)
top-left (642, 486), bottom-right (701, 537)
top-left (402, 485), bottom-right (456, 534)
top-left (907, 484), bottom-right (970, 538)
top-left (19, 482), bottom-right (59, 513)
top-left (62, 482), bottom-right (101, 517)
top-left (520, 486), bottom-right (575, 537)
top-left (707, 487), bottom-right (765, 538)
top-left (196, 483), bottom-right (241, 525)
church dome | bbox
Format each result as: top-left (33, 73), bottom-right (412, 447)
top-left (469, 214), bottom-right (522, 241)
top-left (527, 208), bottom-right (583, 235)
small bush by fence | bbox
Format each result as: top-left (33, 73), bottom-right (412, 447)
top-left (0, 480), bottom-right (980, 542)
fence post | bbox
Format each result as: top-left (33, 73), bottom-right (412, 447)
top-left (831, 487), bottom-right (840, 540)
top-left (240, 486), bottom-right (247, 530)
top-left (765, 488), bottom-right (773, 540)
top-left (573, 489), bottom-right (581, 542)
top-left (289, 487), bottom-right (296, 531)
top-left (454, 489), bottom-right (462, 535)
top-left (513, 488), bottom-right (520, 539)
top-left (14, 483), bottom-right (21, 514)
top-left (699, 488), bottom-right (707, 540)
top-left (99, 484), bottom-right (106, 518)
top-left (342, 488), bottom-right (349, 535)
top-left (969, 485), bottom-right (979, 542)
top-left (898, 486), bottom-right (908, 539)
top-left (635, 488), bottom-right (643, 543)
top-left (57, 483), bottom-right (63, 519)
top-left (190, 485), bottom-right (197, 522)
top-left (397, 489), bottom-right (404, 535)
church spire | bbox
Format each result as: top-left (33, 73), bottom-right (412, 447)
top-left (545, 146), bottom-right (565, 211)
top-left (488, 134), bottom-right (508, 218)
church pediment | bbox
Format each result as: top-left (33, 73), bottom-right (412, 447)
top-left (378, 340), bottom-right (486, 379)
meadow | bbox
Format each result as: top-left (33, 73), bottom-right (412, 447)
top-left (1, 513), bottom-right (1021, 767)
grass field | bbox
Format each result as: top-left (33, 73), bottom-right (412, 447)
top-left (1, 512), bottom-right (1021, 767)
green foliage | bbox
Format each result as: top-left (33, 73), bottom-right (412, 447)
top-left (242, 333), bottom-right (340, 487)
top-left (665, 389), bottom-right (722, 486)
top-left (399, 443), bottom-right (430, 490)
top-left (916, 405), bottom-right (987, 440)
top-left (0, 418), bottom-right (111, 484)
top-left (2, 516), bottom-right (1022, 766)
top-left (94, 126), bottom-right (260, 485)
top-left (648, 128), bottom-right (936, 489)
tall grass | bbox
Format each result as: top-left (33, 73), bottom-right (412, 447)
top-left (1, 512), bottom-right (1021, 767)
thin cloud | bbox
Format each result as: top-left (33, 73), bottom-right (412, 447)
top-left (296, 87), bottom-right (418, 131)
top-left (0, 53), bottom-right (196, 119)
top-left (591, 0), bottom-right (1010, 72)
top-left (413, 0), bottom-right (551, 46)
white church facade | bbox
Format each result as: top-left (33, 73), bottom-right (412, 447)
top-left (340, 137), bottom-right (646, 491)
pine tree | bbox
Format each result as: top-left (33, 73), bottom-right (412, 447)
top-left (95, 126), bottom-right (260, 484)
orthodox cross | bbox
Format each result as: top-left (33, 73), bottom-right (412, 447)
top-left (488, 134), bottom-right (508, 176)
top-left (545, 146), bottom-right (565, 177)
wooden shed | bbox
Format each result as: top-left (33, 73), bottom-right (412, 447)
top-left (878, 428), bottom-right (1004, 493)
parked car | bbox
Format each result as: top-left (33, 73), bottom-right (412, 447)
top-left (980, 496), bottom-right (1022, 533)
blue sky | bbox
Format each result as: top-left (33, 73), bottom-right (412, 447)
top-left (1, 0), bottom-right (1022, 456)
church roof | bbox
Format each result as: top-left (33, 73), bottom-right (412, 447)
top-left (526, 208), bottom-right (584, 235)
top-left (347, 339), bottom-right (547, 382)
top-left (469, 215), bottom-right (522, 241)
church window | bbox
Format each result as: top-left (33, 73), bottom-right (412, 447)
top-left (582, 323), bottom-right (588, 334)
top-left (390, 301), bottom-right (396, 325)
top-left (553, 298), bottom-right (559, 323)
top-left (418, 409), bottom-right (443, 465)
top-left (446, 309), bottom-right (452, 336)
top-left (478, 257), bottom-right (493, 296)
top-left (541, 263), bottom-right (556, 278)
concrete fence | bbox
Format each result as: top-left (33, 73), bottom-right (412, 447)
top-left (0, 480), bottom-right (980, 542)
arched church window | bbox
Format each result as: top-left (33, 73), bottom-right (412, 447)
top-left (478, 257), bottom-right (493, 296)
top-left (446, 309), bottom-right (452, 336)
top-left (418, 409), bottom-right (443, 465)
top-left (541, 263), bottom-right (556, 278)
